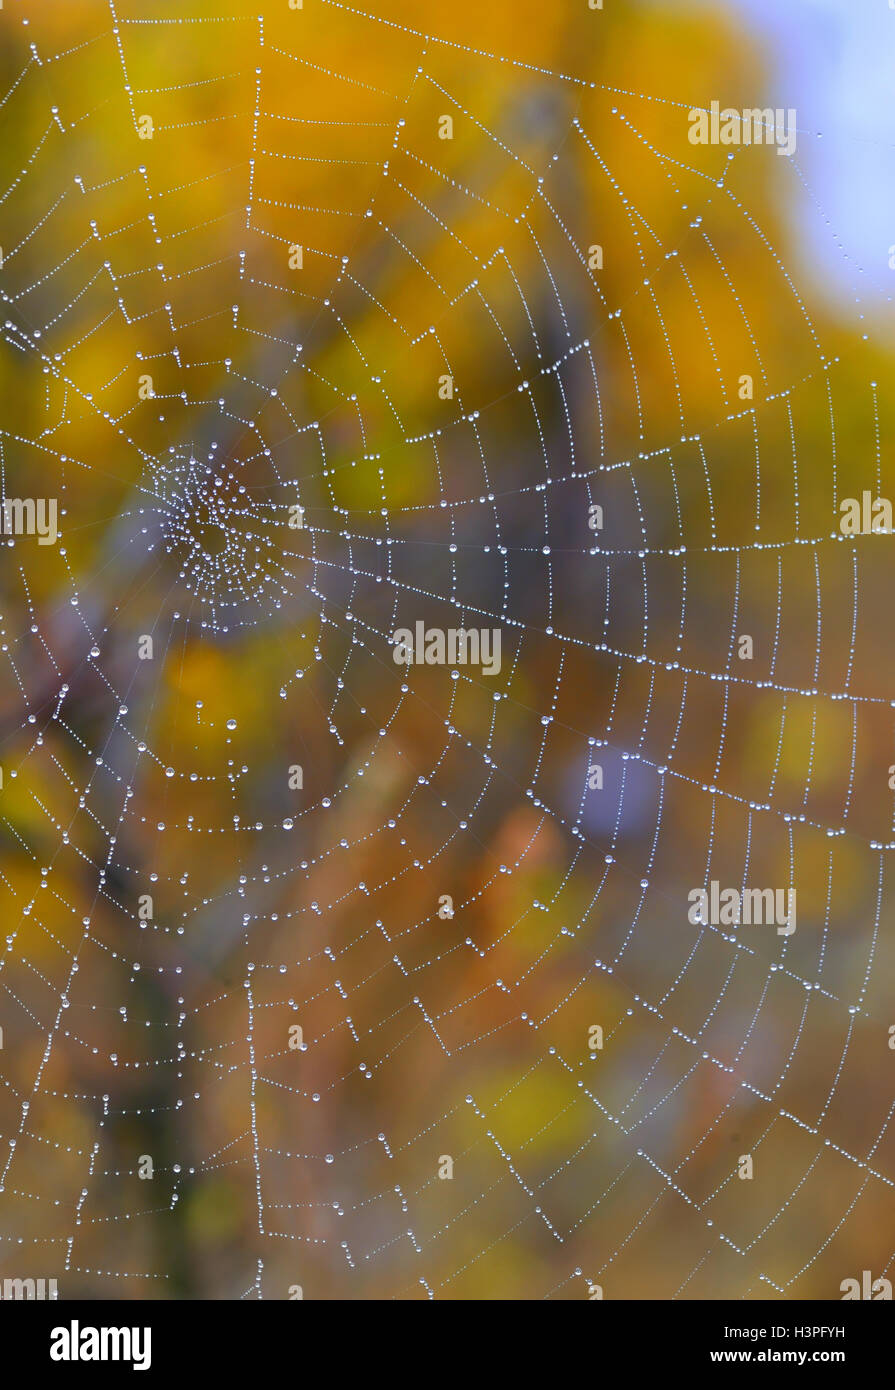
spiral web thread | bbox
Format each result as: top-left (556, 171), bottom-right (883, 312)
top-left (0, 0), bottom-right (893, 1300)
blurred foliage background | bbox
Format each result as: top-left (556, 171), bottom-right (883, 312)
top-left (0, 0), bottom-right (893, 1299)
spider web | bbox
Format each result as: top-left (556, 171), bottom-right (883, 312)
top-left (0, 0), bottom-right (894, 1301)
